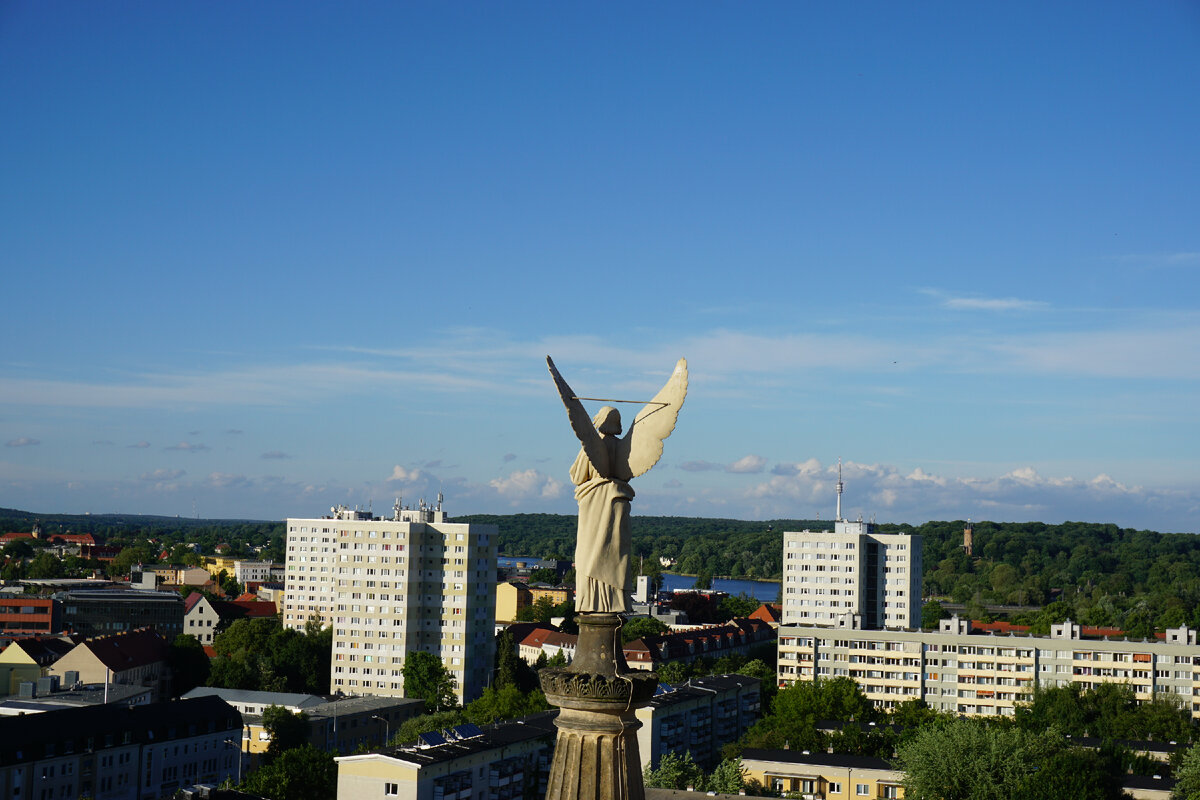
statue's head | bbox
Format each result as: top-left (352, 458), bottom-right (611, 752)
top-left (592, 406), bottom-right (622, 436)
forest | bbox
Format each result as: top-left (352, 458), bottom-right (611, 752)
top-left (6, 505), bottom-right (1200, 634)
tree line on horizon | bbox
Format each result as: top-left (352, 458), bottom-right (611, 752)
top-left (7, 506), bottom-right (1200, 633)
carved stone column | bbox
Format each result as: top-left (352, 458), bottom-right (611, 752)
top-left (540, 613), bottom-right (658, 800)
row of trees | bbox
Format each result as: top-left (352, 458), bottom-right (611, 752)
top-left (719, 675), bottom-right (1196, 799)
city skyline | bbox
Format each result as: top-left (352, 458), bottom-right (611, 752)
top-left (2, 3), bottom-right (1198, 531)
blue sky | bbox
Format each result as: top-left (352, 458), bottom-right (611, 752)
top-left (2, 2), bottom-right (1198, 531)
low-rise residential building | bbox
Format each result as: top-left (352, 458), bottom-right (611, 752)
top-left (495, 582), bottom-right (533, 623)
top-left (516, 628), bottom-right (576, 665)
top-left (778, 616), bottom-right (1200, 718)
top-left (623, 619), bottom-right (776, 672)
top-left (182, 593), bottom-right (278, 645)
top-left (0, 636), bottom-right (75, 695)
top-left (0, 695), bottom-right (243, 800)
top-left (741, 749), bottom-right (904, 799)
top-left (233, 561), bottom-right (284, 585)
top-left (335, 712), bottom-right (558, 800)
top-left (636, 675), bottom-right (761, 769)
top-left (183, 688), bottom-right (424, 760)
top-left (516, 619), bottom-right (775, 670)
top-left (48, 628), bottom-right (170, 701)
top-left (527, 584), bottom-right (570, 606)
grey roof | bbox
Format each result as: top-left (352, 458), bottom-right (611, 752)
top-left (305, 695), bottom-right (425, 720)
top-left (0, 682), bottom-right (150, 713)
top-left (0, 696), bottom-right (243, 766)
top-left (340, 711), bottom-right (559, 768)
top-left (641, 674), bottom-right (760, 710)
top-left (1123, 774), bottom-right (1176, 791)
top-left (741, 748), bottom-right (895, 771)
top-left (182, 687), bottom-right (326, 709)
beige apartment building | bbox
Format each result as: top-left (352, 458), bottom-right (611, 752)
top-left (779, 615), bottom-right (1200, 718)
top-left (284, 497), bottom-right (497, 705)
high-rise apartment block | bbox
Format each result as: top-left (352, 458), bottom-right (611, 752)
top-left (283, 497), bottom-right (497, 705)
top-left (781, 462), bottom-right (923, 632)
top-left (781, 518), bottom-right (922, 631)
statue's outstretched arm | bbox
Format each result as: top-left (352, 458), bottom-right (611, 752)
top-left (618, 358), bottom-right (688, 479)
top-left (546, 356), bottom-right (606, 471)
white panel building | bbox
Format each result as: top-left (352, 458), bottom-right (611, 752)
top-left (283, 497), bottom-right (497, 705)
top-left (781, 519), bottom-right (922, 631)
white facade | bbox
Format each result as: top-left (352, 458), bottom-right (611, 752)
top-left (778, 617), bottom-right (1200, 719)
top-left (233, 560), bottom-right (283, 585)
top-left (284, 499), bottom-right (497, 705)
top-left (781, 519), bottom-right (922, 631)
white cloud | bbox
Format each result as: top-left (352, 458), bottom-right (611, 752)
top-left (772, 459), bottom-right (822, 477)
top-left (165, 441), bottom-right (208, 452)
top-left (919, 288), bottom-right (1048, 312)
top-left (726, 454), bottom-right (767, 474)
top-left (679, 461), bottom-right (722, 472)
top-left (738, 459), bottom-right (1196, 531)
top-left (387, 465), bottom-right (422, 483)
top-left (488, 469), bottom-right (563, 504)
top-left (140, 469), bottom-right (185, 481)
top-left (5, 437), bottom-right (39, 447)
top-left (261, 451), bottom-right (291, 460)
top-left (206, 472), bottom-right (251, 489)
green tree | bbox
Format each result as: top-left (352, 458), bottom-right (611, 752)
top-left (109, 545), bottom-right (153, 578)
top-left (643, 751), bottom-right (704, 790)
top-left (528, 567), bottom-right (559, 584)
top-left (898, 719), bottom-right (1124, 800)
top-left (1, 539), bottom-right (34, 559)
top-left (717, 593), bottom-right (760, 621)
top-left (464, 684), bottom-right (549, 726)
top-left (705, 757), bottom-right (748, 794)
top-left (741, 677), bottom-right (877, 753)
top-left (621, 616), bottom-right (669, 643)
top-left (403, 651), bottom-right (457, 712)
top-left (26, 551), bottom-right (63, 579)
top-left (241, 744), bottom-right (335, 800)
top-left (392, 710), bottom-right (467, 746)
top-left (921, 600), bottom-right (949, 630)
top-left (1173, 742), bottom-right (1200, 800)
top-left (168, 634), bottom-right (211, 695)
top-left (262, 705), bottom-right (312, 760)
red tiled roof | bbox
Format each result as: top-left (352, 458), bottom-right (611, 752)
top-left (749, 603), bottom-right (783, 624)
top-left (80, 628), bottom-right (169, 672)
top-left (230, 600), bottom-right (277, 617)
top-left (183, 592), bottom-right (206, 613)
top-left (519, 629), bottom-right (556, 649)
top-left (234, 592), bottom-right (260, 603)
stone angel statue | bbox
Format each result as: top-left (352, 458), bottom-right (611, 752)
top-left (547, 356), bottom-right (688, 613)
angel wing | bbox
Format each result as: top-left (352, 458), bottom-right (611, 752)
top-left (616, 358), bottom-right (688, 479)
top-left (546, 356), bottom-right (609, 474)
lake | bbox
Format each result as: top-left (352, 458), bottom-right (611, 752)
top-left (659, 572), bottom-right (780, 603)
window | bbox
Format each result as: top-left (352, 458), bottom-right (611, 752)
top-left (856, 785), bottom-right (870, 796)
top-left (384, 783), bottom-right (398, 796)
top-left (829, 782), bottom-right (841, 794)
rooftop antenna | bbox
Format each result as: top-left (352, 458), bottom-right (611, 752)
top-left (393, 497), bottom-right (402, 521)
top-left (836, 458), bottom-right (844, 522)
top-left (436, 492), bottom-right (443, 512)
